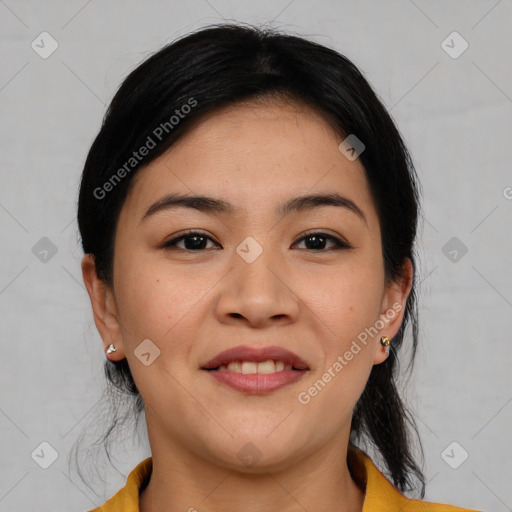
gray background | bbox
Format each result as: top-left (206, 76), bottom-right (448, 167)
top-left (1, 1), bottom-right (511, 510)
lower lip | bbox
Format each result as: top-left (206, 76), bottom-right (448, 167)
top-left (204, 369), bottom-right (307, 394)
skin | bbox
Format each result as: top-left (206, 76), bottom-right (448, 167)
top-left (82, 97), bottom-right (412, 512)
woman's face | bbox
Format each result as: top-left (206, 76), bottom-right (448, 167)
top-left (83, 98), bottom-right (411, 472)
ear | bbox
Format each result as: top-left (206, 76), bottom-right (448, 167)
top-left (81, 254), bottom-right (125, 360)
top-left (372, 257), bottom-right (414, 365)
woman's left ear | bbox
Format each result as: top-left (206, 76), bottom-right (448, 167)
top-left (373, 257), bottom-right (414, 365)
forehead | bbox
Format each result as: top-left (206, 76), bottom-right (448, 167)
top-left (122, 98), bottom-right (378, 225)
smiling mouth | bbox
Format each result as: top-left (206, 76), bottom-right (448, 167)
top-left (200, 345), bottom-right (310, 393)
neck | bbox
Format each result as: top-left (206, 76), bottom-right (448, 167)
top-left (139, 423), bottom-right (365, 512)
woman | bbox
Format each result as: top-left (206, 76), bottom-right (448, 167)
top-left (77, 23), bottom-right (479, 511)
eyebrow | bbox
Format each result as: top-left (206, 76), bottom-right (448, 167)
top-left (141, 192), bottom-right (367, 225)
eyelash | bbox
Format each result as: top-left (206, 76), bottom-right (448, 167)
top-left (161, 230), bottom-right (352, 252)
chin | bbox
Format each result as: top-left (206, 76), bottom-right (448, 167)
top-left (198, 432), bottom-right (307, 474)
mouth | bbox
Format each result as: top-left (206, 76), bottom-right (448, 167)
top-left (201, 345), bottom-right (309, 394)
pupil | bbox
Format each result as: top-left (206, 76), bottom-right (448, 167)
top-left (185, 235), bottom-right (206, 250)
top-left (307, 235), bottom-right (325, 250)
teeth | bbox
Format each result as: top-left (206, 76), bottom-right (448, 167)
top-left (241, 361), bottom-right (258, 374)
top-left (257, 360), bottom-right (276, 374)
top-left (227, 361), bottom-right (241, 372)
top-left (217, 360), bottom-right (293, 374)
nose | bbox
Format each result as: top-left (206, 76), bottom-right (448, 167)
top-left (214, 250), bottom-right (300, 329)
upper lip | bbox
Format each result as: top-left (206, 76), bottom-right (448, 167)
top-left (201, 345), bottom-right (309, 370)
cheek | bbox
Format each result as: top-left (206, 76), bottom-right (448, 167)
top-left (112, 258), bottom-right (209, 415)
top-left (297, 261), bottom-right (384, 412)
top-left (114, 253), bottom-right (212, 339)
top-left (297, 262), bottom-right (384, 341)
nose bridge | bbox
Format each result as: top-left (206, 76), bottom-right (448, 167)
top-left (234, 240), bottom-right (284, 303)
top-left (238, 251), bottom-right (278, 295)
top-left (215, 237), bottom-right (299, 326)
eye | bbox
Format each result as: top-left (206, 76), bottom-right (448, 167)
top-left (292, 231), bottom-right (351, 251)
top-left (161, 230), bottom-right (351, 252)
top-left (162, 230), bottom-right (221, 251)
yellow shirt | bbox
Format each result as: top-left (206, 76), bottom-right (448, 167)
top-left (90, 447), bottom-right (480, 511)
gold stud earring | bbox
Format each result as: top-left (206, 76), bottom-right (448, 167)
top-left (380, 336), bottom-right (391, 347)
top-left (106, 343), bottom-right (117, 354)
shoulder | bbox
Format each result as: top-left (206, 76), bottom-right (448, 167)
top-left (348, 446), bottom-right (481, 512)
top-left (88, 457), bottom-right (152, 512)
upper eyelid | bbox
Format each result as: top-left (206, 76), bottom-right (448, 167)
top-left (297, 228), bottom-right (346, 241)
